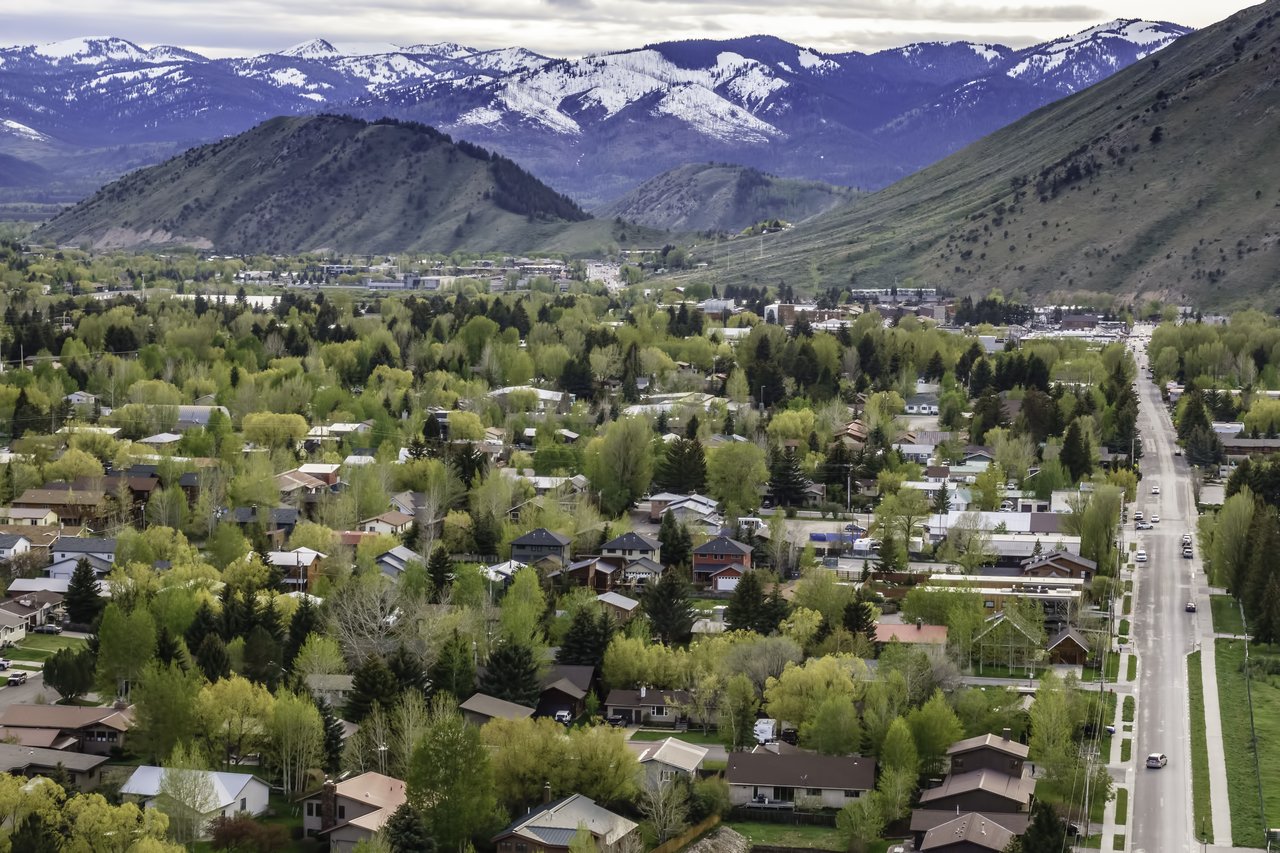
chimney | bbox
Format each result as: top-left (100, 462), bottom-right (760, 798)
top-left (543, 782), bottom-right (553, 804)
top-left (1002, 727), bottom-right (1011, 741)
top-left (639, 685), bottom-right (646, 699)
top-left (320, 779), bottom-right (337, 831)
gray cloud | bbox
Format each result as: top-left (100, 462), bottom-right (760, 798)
top-left (0, 0), bottom-right (1248, 58)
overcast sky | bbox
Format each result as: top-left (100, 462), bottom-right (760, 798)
top-left (2, 0), bottom-right (1259, 57)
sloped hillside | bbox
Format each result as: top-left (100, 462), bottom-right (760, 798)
top-left (681, 0), bottom-right (1280, 308)
top-left (36, 115), bottom-right (595, 254)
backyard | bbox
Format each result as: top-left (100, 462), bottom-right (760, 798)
top-left (724, 821), bottom-right (900, 852)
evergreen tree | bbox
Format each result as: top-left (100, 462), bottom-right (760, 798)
top-left (769, 447), bottom-right (809, 507)
top-left (218, 586), bottom-right (250, 641)
top-left (185, 601), bottom-right (221, 653)
top-left (0, 463), bottom-right (14, 507)
top-left (10, 387), bottom-right (45, 441)
top-left (243, 624), bottom-right (282, 688)
top-left (657, 513), bottom-right (693, 569)
top-left (478, 643), bottom-right (541, 706)
top-left (1059, 420), bottom-right (1093, 483)
top-left (428, 631), bottom-right (475, 700)
top-left (1255, 577), bottom-right (1280, 646)
top-left (558, 608), bottom-right (614, 668)
top-left (8, 813), bottom-right (59, 853)
top-left (154, 625), bottom-right (187, 670)
top-left (842, 597), bottom-right (877, 643)
top-left (385, 803), bottom-right (435, 853)
top-left (1018, 800), bottom-right (1071, 850)
top-left (427, 546), bottom-right (454, 602)
top-left (283, 595), bottom-right (320, 668)
top-left (65, 558), bottom-right (104, 626)
top-left (931, 481), bottom-right (952, 517)
top-left (725, 570), bottom-right (768, 634)
top-left (194, 633), bottom-right (231, 682)
top-left (43, 647), bottom-right (95, 702)
top-left (387, 644), bottom-right (428, 695)
top-left (316, 699), bottom-right (345, 773)
top-left (1178, 391), bottom-right (1211, 442)
top-left (346, 656), bottom-right (400, 722)
top-left (643, 568), bottom-right (695, 645)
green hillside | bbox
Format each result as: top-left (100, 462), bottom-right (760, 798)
top-left (674, 1), bottom-right (1280, 309)
top-left (35, 115), bottom-right (628, 255)
top-left (595, 163), bottom-right (857, 233)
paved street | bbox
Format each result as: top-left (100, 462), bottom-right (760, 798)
top-left (1128, 326), bottom-right (1220, 853)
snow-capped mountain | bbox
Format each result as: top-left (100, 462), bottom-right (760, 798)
top-left (0, 20), bottom-right (1191, 206)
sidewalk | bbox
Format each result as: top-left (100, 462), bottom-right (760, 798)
top-left (1099, 647), bottom-right (1135, 853)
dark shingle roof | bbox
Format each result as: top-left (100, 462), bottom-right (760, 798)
top-left (512, 528), bottom-right (572, 547)
top-left (55, 537), bottom-right (116, 554)
top-left (602, 532), bottom-right (659, 552)
top-left (693, 536), bottom-right (752, 556)
top-left (726, 751), bottom-right (875, 791)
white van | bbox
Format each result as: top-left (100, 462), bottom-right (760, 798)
top-left (754, 718), bottom-right (778, 744)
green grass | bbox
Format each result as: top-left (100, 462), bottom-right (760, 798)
top-left (1188, 651), bottom-right (1213, 844)
top-left (1122, 695), bottom-right (1135, 722)
top-left (1104, 652), bottom-right (1120, 681)
top-left (725, 822), bottom-right (846, 851)
top-left (1123, 595), bottom-right (1132, 616)
top-left (3, 650), bottom-right (49, 662)
top-left (1121, 739), bottom-right (1132, 763)
top-left (1112, 834), bottom-right (1125, 850)
top-left (18, 634), bottom-right (86, 652)
top-left (1126, 655), bottom-right (1137, 682)
top-left (1115, 787), bottom-right (1128, 825)
top-left (1100, 691), bottom-right (1118, 759)
top-left (1211, 595), bottom-right (1246, 635)
top-left (1215, 638), bottom-right (1280, 847)
top-left (629, 728), bottom-right (723, 746)
top-left (1119, 619), bottom-right (1130, 637)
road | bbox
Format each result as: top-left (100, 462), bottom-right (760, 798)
top-left (1128, 326), bottom-right (1199, 853)
top-left (0, 670), bottom-right (55, 706)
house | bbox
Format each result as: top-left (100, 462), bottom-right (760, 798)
top-left (947, 732), bottom-right (1028, 778)
top-left (538, 664), bottom-right (595, 720)
top-left (912, 730), bottom-right (1035, 849)
top-left (1046, 627), bottom-right (1093, 666)
top-left (0, 611), bottom-right (26, 646)
top-left (833, 420), bottom-right (870, 449)
top-left (511, 528), bottom-right (572, 567)
top-left (648, 492), bottom-right (719, 524)
top-left (301, 773), bottom-right (407, 852)
top-left (138, 432), bottom-right (182, 447)
top-left (483, 559), bottom-right (526, 588)
top-left (549, 556), bottom-right (624, 593)
top-left (604, 687), bottom-right (689, 726)
top-left (0, 705), bottom-right (133, 755)
top-left (725, 750), bottom-right (876, 809)
top-left (493, 793), bottom-right (637, 853)
top-left (1020, 551), bottom-right (1096, 582)
top-left (120, 766), bottom-right (269, 836)
top-left (622, 557), bottom-right (664, 587)
top-left (459, 693), bottom-right (536, 727)
top-left (376, 545), bottom-right (423, 580)
top-left (0, 507), bottom-right (58, 526)
top-left (226, 506), bottom-right (299, 544)
top-left (918, 814), bottom-right (1016, 852)
top-left (916, 770), bottom-right (1035, 814)
top-left (299, 463), bottom-right (343, 487)
top-left (64, 391), bottom-right (98, 408)
top-left (0, 591), bottom-right (61, 629)
top-left (359, 511), bottom-right (413, 536)
top-left (276, 469), bottom-right (329, 503)
top-left (487, 385), bottom-right (574, 414)
top-left (0, 742), bottom-right (107, 790)
top-left (305, 674), bottom-right (355, 708)
top-left (267, 548), bottom-right (327, 593)
top-left (692, 536), bottom-right (753, 584)
top-left (174, 405), bottom-right (231, 430)
top-left (874, 621), bottom-right (949, 648)
top-left (11, 488), bottom-right (109, 528)
top-left (634, 737), bottom-right (708, 785)
top-left (0, 534), bottom-right (31, 561)
top-left (389, 490), bottom-right (426, 517)
top-left (597, 591), bottom-right (640, 622)
top-left (601, 532), bottom-right (660, 564)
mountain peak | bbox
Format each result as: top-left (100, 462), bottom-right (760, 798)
top-left (30, 36), bottom-right (148, 65)
top-left (278, 38), bottom-right (341, 59)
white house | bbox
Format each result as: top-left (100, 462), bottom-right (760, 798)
top-left (0, 611), bottom-right (27, 646)
top-left (359, 511), bottom-right (413, 536)
top-left (119, 766), bottom-right (269, 838)
top-left (0, 534), bottom-right (31, 561)
top-left (634, 737), bottom-right (708, 785)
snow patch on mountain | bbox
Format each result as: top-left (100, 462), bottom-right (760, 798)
top-left (402, 42), bottom-right (476, 59)
top-left (278, 38), bottom-right (341, 60)
top-left (970, 44), bottom-right (1004, 62)
top-left (32, 37), bottom-right (148, 65)
top-left (796, 48), bottom-right (837, 72)
top-left (0, 119), bottom-right (48, 141)
top-left (652, 83), bottom-right (779, 143)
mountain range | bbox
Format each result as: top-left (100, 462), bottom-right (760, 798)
top-left (674, 0), bottom-right (1280, 308)
top-left (0, 21), bottom-right (1190, 211)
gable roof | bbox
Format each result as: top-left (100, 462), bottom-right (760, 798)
top-left (0, 705), bottom-right (133, 732)
top-left (919, 813), bottom-right (1015, 851)
top-left (459, 693), bottom-right (535, 721)
top-left (0, 742), bottom-right (107, 774)
top-left (1048, 627), bottom-right (1091, 652)
top-left (725, 751), bottom-right (876, 791)
top-left (636, 737), bottom-right (708, 773)
top-left (597, 591), bottom-right (640, 611)
top-left (494, 793), bottom-right (637, 847)
top-left (311, 772), bottom-right (407, 836)
top-left (541, 664), bottom-right (594, 696)
top-left (512, 528), bottom-right (572, 547)
top-left (54, 537), bottom-right (116, 554)
top-left (121, 766), bottom-right (265, 810)
top-left (602, 532), bottom-right (659, 552)
top-left (916, 769), bottom-right (1035, 807)
top-left (693, 536), bottom-right (752, 557)
top-left (1021, 551), bottom-right (1097, 571)
top-left (875, 622), bottom-right (949, 645)
top-left (947, 733), bottom-right (1031, 759)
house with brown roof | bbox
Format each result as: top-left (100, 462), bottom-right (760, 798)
top-left (946, 732), bottom-right (1029, 777)
top-left (0, 507), bottom-right (58, 527)
top-left (604, 687), bottom-right (689, 726)
top-left (301, 772), bottom-right (407, 852)
top-left (911, 730), bottom-right (1035, 849)
top-left (916, 769), bottom-right (1035, 814)
top-left (459, 692), bottom-right (536, 727)
top-left (0, 742), bottom-right (107, 791)
top-left (0, 704), bottom-right (133, 756)
top-left (1047, 627), bottom-right (1093, 666)
top-left (692, 536), bottom-right (753, 584)
top-left (726, 749), bottom-right (876, 809)
top-left (11, 488), bottom-right (109, 528)
top-left (493, 793), bottom-right (638, 853)
top-left (1020, 551), bottom-right (1097, 583)
top-left (360, 511), bottom-right (414, 536)
top-left (918, 813), bottom-right (1016, 852)
top-left (538, 664), bottom-right (595, 720)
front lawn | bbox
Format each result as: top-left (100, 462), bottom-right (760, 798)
top-left (1215, 638), bottom-right (1280, 847)
top-left (18, 634), bottom-right (86, 652)
top-left (725, 821), bottom-right (849, 852)
top-left (1211, 596), bottom-right (1246, 636)
top-left (630, 728), bottom-right (723, 746)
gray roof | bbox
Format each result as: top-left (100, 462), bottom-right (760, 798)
top-left (947, 733), bottom-right (1030, 759)
top-left (725, 751), bottom-right (876, 791)
top-left (602, 532), bottom-right (659, 552)
top-left (54, 537), bottom-right (116, 554)
top-left (0, 742), bottom-right (108, 774)
top-left (512, 528), bottom-right (572, 547)
top-left (0, 534), bottom-right (29, 548)
top-left (459, 693), bottom-right (535, 721)
top-left (693, 536), bottom-right (752, 556)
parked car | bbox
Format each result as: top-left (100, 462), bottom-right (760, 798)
top-left (1135, 511), bottom-right (1144, 521)
top-left (1152, 514), bottom-right (1161, 524)
top-left (604, 715), bottom-right (626, 728)
top-left (553, 710), bottom-right (572, 725)
top-left (1186, 601), bottom-right (1197, 612)
top-left (0, 659), bottom-right (9, 670)
top-left (6, 672), bottom-right (26, 686)
top-left (1146, 752), bottom-right (1168, 768)
top-left (1183, 547), bottom-right (1194, 559)
top-left (1182, 533), bottom-right (1193, 545)
top-left (33, 624), bottom-right (62, 634)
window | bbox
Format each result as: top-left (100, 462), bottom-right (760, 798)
top-left (338, 805), bottom-right (346, 820)
top-left (306, 802), bottom-right (315, 817)
top-left (984, 600), bottom-right (996, 609)
top-left (660, 769), bottom-right (677, 783)
top-left (516, 844), bottom-right (528, 853)
top-left (952, 757), bottom-right (964, 770)
top-left (843, 790), bottom-right (861, 798)
top-left (240, 798), bottom-right (246, 811)
top-left (651, 705), bottom-right (668, 717)
top-left (806, 788), bottom-right (821, 796)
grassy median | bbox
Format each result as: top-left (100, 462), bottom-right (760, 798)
top-left (1188, 650), bottom-right (1213, 844)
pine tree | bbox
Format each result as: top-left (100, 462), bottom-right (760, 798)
top-left (218, 586), bottom-right (250, 641)
top-left (427, 546), bottom-right (454, 602)
top-left (1019, 800), bottom-right (1071, 850)
top-left (346, 656), bottom-right (400, 722)
top-left (283, 595), bottom-right (320, 668)
top-left (65, 558), bottom-right (104, 626)
top-left (725, 570), bottom-right (769, 634)
top-left (1060, 420), bottom-right (1092, 483)
top-left (643, 568), bottom-right (695, 646)
top-left (931, 481), bottom-right (952, 516)
top-left (243, 624), bottom-right (282, 687)
top-left (769, 447), bottom-right (809, 507)
top-left (194, 634), bottom-right (231, 682)
top-left (385, 803), bottom-right (435, 853)
top-left (478, 643), bottom-right (541, 706)
top-left (154, 625), bottom-right (187, 670)
top-left (185, 601), bottom-right (221, 653)
top-left (8, 813), bottom-right (59, 853)
top-left (842, 597), bottom-right (877, 643)
top-left (0, 462), bottom-right (13, 505)
top-left (428, 631), bottom-right (475, 700)
top-left (11, 387), bottom-right (44, 441)
top-left (387, 644), bottom-right (428, 695)
top-left (558, 608), bottom-right (613, 667)
top-left (657, 513), bottom-right (692, 569)
top-left (316, 698), bottom-right (345, 772)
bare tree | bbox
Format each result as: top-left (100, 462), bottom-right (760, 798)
top-left (640, 778), bottom-right (690, 843)
top-left (157, 744), bottom-right (218, 846)
top-left (327, 573), bottom-right (400, 662)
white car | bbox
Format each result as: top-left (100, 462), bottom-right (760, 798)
top-left (1151, 514), bottom-right (1160, 524)
top-left (1152, 485), bottom-right (1161, 495)
top-left (1135, 550), bottom-right (1148, 562)
top-left (1146, 752), bottom-right (1168, 768)
top-left (1136, 521), bottom-right (1153, 530)
top-left (1183, 534), bottom-right (1193, 545)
